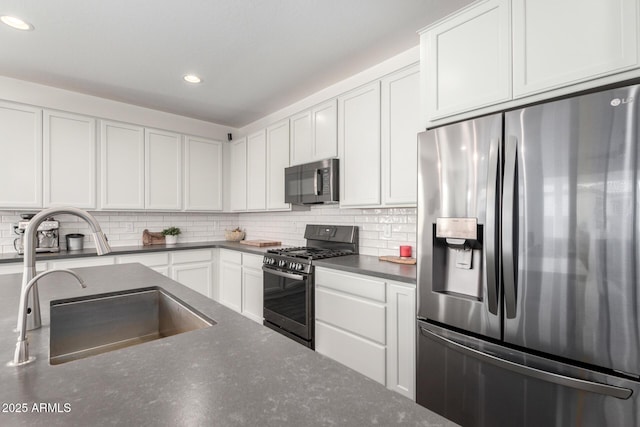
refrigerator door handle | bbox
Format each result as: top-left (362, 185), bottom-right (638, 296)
top-left (485, 138), bottom-right (500, 315)
top-left (420, 326), bottom-right (633, 399)
top-left (502, 136), bottom-right (518, 319)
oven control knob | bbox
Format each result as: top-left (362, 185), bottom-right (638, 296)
top-left (288, 262), bottom-right (295, 269)
top-left (296, 263), bottom-right (303, 271)
top-left (278, 260), bottom-right (286, 267)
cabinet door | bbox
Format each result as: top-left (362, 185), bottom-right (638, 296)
top-left (219, 260), bottom-right (242, 312)
top-left (381, 65), bottom-right (421, 207)
top-left (338, 82), bottom-right (381, 207)
top-left (229, 137), bottom-right (247, 211)
top-left (43, 110), bottom-right (96, 208)
top-left (290, 110), bottom-right (312, 165)
top-left (0, 102), bottom-right (42, 208)
top-left (184, 135), bottom-right (223, 211)
top-left (312, 99), bottom-right (338, 160)
top-left (246, 130), bottom-right (266, 211)
top-left (266, 119), bottom-right (290, 210)
top-left (513, 0), bottom-right (638, 97)
top-left (172, 262), bottom-right (212, 298)
top-left (242, 266), bottom-right (263, 323)
top-left (145, 128), bottom-right (182, 210)
top-left (100, 121), bottom-right (145, 210)
top-left (421, 0), bottom-right (511, 120)
top-left (387, 282), bottom-right (416, 400)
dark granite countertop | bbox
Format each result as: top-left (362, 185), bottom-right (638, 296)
top-left (0, 241), bottom-right (417, 284)
top-left (0, 264), bottom-right (450, 426)
top-left (315, 254), bottom-right (417, 285)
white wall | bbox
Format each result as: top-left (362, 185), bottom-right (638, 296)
top-left (0, 211), bottom-right (237, 253)
top-left (238, 205), bottom-right (416, 257)
top-left (0, 207), bottom-right (416, 257)
top-left (237, 46), bottom-right (420, 137)
top-left (0, 76), bottom-right (235, 140)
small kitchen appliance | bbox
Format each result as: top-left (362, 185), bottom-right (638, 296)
top-left (13, 215), bottom-right (60, 254)
top-left (284, 158), bottom-right (339, 205)
top-left (262, 224), bottom-right (358, 348)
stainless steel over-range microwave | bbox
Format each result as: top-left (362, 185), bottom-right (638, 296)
top-left (284, 158), bottom-right (339, 205)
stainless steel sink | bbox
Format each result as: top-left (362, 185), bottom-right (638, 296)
top-left (49, 287), bottom-right (215, 365)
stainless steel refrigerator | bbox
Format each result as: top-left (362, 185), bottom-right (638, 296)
top-left (417, 83), bottom-right (640, 426)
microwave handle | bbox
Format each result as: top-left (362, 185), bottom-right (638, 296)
top-left (314, 169), bottom-right (322, 196)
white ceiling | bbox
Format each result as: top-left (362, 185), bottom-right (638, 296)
top-left (0, 0), bottom-right (473, 128)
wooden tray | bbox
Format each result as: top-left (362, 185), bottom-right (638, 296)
top-left (239, 240), bottom-right (282, 247)
top-left (378, 255), bottom-right (416, 265)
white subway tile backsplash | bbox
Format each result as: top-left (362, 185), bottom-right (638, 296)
top-left (0, 205), bottom-right (416, 256)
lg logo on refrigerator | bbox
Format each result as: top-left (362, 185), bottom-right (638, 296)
top-left (610, 97), bottom-right (634, 106)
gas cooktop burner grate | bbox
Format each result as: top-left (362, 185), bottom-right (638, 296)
top-left (266, 246), bottom-right (354, 260)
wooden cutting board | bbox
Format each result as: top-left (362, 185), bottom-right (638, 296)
top-left (239, 240), bottom-right (282, 247)
top-left (378, 255), bottom-right (417, 265)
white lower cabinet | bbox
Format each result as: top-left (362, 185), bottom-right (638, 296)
top-left (219, 249), bottom-right (243, 312)
top-left (49, 256), bottom-right (116, 270)
top-left (0, 262), bottom-right (48, 276)
top-left (315, 267), bottom-right (416, 400)
top-left (241, 253), bottom-right (264, 323)
top-left (387, 282), bottom-right (416, 400)
top-left (218, 249), bottom-right (264, 323)
top-left (170, 250), bottom-right (213, 298)
top-left (116, 252), bottom-right (170, 277)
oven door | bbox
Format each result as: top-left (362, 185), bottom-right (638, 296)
top-left (263, 266), bottom-right (313, 342)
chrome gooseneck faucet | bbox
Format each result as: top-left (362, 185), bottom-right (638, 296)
top-left (16, 207), bottom-right (111, 332)
top-left (9, 269), bottom-right (86, 366)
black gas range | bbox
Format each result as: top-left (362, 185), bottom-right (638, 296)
top-left (262, 224), bottom-right (359, 349)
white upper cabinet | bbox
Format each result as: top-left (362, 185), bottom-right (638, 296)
top-left (312, 100), bottom-right (338, 160)
top-left (184, 135), bottom-right (223, 211)
top-left (512, 0), bottom-right (639, 97)
top-left (381, 65), bottom-right (421, 207)
top-left (145, 128), bottom-right (182, 210)
top-left (0, 102), bottom-right (42, 208)
top-left (43, 110), bottom-right (96, 208)
top-left (246, 130), bottom-right (267, 211)
top-left (420, 0), bottom-right (512, 121)
top-left (266, 119), bottom-right (290, 210)
top-left (338, 82), bottom-right (381, 207)
top-left (229, 137), bottom-right (247, 211)
top-left (100, 120), bottom-right (145, 210)
top-left (290, 99), bottom-right (337, 165)
top-left (290, 110), bottom-right (312, 165)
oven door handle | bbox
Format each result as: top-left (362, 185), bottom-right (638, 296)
top-left (262, 266), bottom-right (306, 281)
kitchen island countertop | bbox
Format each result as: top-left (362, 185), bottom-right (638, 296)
top-left (0, 263), bottom-right (450, 426)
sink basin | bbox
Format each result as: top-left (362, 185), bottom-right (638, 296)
top-left (49, 287), bottom-right (215, 365)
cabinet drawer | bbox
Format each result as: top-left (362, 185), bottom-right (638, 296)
top-left (0, 262), bottom-right (47, 276)
top-left (315, 267), bottom-right (386, 302)
top-left (220, 249), bottom-right (242, 264)
top-left (242, 253), bottom-right (264, 270)
top-left (171, 249), bottom-right (212, 264)
top-left (315, 287), bottom-right (386, 344)
top-left (116, 252), bottom-right (168, 267)
top-left (315, 320), bottom-right (386, 385)
top-left (50, 257), bottom-right (115, 269)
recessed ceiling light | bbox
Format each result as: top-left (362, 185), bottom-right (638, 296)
top-left (183, 74), bottom-right (202, 84)
top-left (1, 15), bottom-right (34, 31)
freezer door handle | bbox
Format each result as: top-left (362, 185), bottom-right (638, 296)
top-left (420, 326), bottom-right (633, 399)
top-left (502, 136), bottom-right (518, 318)
top-left (485, 138), bottom-right (500, 315)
